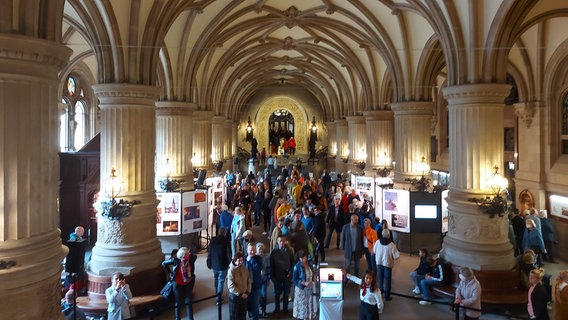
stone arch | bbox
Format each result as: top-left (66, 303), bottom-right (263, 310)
top-left (254, 97), bottom-right (309, 155)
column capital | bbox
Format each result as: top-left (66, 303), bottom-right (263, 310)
top-left (345, 115), bottom-right (366, 124)
top-left (212, 115), bottom-right (227, 124)
top-left (363, 110), bottom-right (394, 121)
top-left (156, 101), bottom-right (196, 116)
top-left (390, 101), bottom-right (434, 115)
top-left (93, 83), bottom-right (159, 107)
top-left (0, 34), bottom-right (71, 73)
top-left (192, 110), bottom-right (215, 121)
top-left (442, 83), bottom-right (511, 105)
top-left (335, 118), bottom-right (348, 127)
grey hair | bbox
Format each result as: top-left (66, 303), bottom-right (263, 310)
top-left (176, 246), bottom-right (189, 260)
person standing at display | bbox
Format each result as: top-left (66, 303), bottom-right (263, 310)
top-left (325, 195), bottom-right (344, 249)
top-left (454, 267), bottom-right (482, 320)
top-left (162, 247), bottom-right (197, 320)
top-left (105, 272), bottom-right (133, 320)
top-left (527, 268), bottom-right (550, 320)
top-left (342, 214), bottom-right (364, 279)
top-left (270, 235), bottom-right (295, 314)
top-left (373, 229), bottom-right (400, 301)
top-left (362, 218), bottom-right (378, 275)
top-left (227, 252), bottom-right (251, 320)
top-left (207, 228), bottom-right (230, 305)
top-left (292, 250), bottom-right (314, 320)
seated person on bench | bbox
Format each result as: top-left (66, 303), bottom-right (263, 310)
top-left (418, 256), bottom-right (444, 305)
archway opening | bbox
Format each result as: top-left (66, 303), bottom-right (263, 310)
top-left (268, 109), bottom-right (294, 154)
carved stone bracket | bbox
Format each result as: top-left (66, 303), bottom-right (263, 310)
top-left (514, 102), bottom-right (539, 128)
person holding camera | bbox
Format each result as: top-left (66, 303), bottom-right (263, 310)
top-left (105, 272), bottom-right (133, 320)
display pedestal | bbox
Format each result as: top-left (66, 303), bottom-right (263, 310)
top-left (319, 299), bottom-right (343, 320)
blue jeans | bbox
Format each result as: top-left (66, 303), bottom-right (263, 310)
top-left (273, 278), bottom-right (291, 311)
top-left (377, 265), bottom-right (392, 298)
top-left (420, 278), bottom-right (443, 300)
top-left (247, 287), bottom-right (261, 319)
top-left (213, 269), bottom-right (228, 302)
top-left (260, 282), bottom-right (268, 313)
top-left (173, 277), bottom-right (194, 320)
top-left (409, 271), bottom-right (426, 288)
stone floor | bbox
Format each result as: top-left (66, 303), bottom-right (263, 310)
top-left (81, 222), bottom-right (565, 320)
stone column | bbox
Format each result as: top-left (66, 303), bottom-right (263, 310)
top-left (192, 111), bottom-right (214, 170)
top-left (0, 34), bottom-right (71, 320)
top-left (347, 116), bottom-right (367, 173)
top-left (156, 101), bottom-right (196, 191)
top-left (224, 119), bottom-right (233, 160)
top-left (335, 119), bottom-right (349, 172)
top-left (326, 121), bottom-right (337, 170)
top-left (441, 83), bottom-right (515, 270)
top-left (90, 84), bottom-right (164, 276)
top-left (364, 110), bottom-right (394, 169)
top-left (513, 101), bottom-right (546, 208)
top-left (391, 102), bottom-right (434, 183)
top-left (211, 116), bottom-right (226, 171)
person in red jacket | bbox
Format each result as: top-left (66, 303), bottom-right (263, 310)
top-left (288, 137), bottom-right (296, 155)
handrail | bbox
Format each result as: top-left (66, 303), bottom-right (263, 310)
top-left (145, 292), bottom-right (222, 320)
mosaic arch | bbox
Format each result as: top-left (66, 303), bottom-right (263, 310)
top-left (255, 97), bottom-right (309, 155)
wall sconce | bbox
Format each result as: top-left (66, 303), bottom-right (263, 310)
top-left (356, 160), bottom-right (366, 170)
top-left (159, 158), bottom-right (183, 192)
top-left (245, 116), bottom-right (254, 142)
top-left (376, 152), bottom-right (392, 177)
top-left (469, 165), bottom-right (509, 218)
top-left (308, 116), bottom-right (318, 160)
top-left (101, 168), bottom-right (140, 220)
top-left (405, 157), bottom-right (431, 192)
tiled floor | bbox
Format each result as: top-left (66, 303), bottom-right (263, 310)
top-left (110, 225), bottom-right (567, 320)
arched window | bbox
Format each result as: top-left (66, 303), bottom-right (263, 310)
top-left (60, 75), bottom-right (90, 152)
top-left (562, 93), bottom-right (568, 154)
top-left (74, 101), bottom-right (86, 150)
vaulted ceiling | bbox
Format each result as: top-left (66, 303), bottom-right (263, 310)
top-left (60, 1), bottom-right (567, 122)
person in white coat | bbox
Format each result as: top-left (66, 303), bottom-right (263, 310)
top-left (373, 229), bottom-right (400, 301)
top-left (454, 266), bottom-right (482, 320)
top-left (106, 272), bottom-right (133, 320)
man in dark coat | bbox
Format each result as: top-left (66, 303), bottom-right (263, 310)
top-left (341, 214), bottom-right (364, 279)
top-left (312, 207), bottom-right (327, 264)
top-left (325, 196), bottom-right (344, 249)
top-left (207, 228), bottom-right (230, 304)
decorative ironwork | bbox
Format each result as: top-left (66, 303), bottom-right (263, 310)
top-left (405, 176), bottom-right (431, 192)
top-left (469, 195), bottom-right (508, 218)
top-left (101, 198), bottom-right (140, 221)
top-left (376, 167), bottom-right (392, 178)
top-left (159, 178), bottom-right (183, 192)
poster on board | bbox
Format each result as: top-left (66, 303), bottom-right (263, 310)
top-left (205, 177), bottom-right (225, 232)
top-left (374, 184), bottom-right (384, 220)
top-left (550, 195), bottom-right (568, 219)
top-left (355, 175), bottom-right (375, 214)
top-left (181, 190), bottom-right (208, 234)
top-left (156, 193), bottom-right (181, 236)
top-left (383, 189), bottom-right (410, 233)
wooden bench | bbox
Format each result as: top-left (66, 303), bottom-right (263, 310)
top-left (431, 263), bottom-right (528, 306)
top-left (77, 293), bottom-right (166, 317)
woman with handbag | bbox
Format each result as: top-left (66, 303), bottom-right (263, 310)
top-left (162, 247), bottom-right (197, 320)
top-left (105, 272), bottom-right (133, 320)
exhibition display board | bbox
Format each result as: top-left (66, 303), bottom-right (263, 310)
top-left (156, 190), bottom-right (208, 236)
top-left (383, 189), bottom-right (411, 233)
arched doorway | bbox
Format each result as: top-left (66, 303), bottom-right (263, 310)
top-left (268, 109), bottom-right (294, 154)
top-left (255, 97), bottom-right (309, 155)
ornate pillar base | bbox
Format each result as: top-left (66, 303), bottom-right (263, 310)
top-left (440, 190), bottom-right (515, 270)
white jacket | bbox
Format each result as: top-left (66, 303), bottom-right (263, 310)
top-left (373, 238), bottom-right (400, 268)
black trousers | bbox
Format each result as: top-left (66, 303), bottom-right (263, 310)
top-left (229, 293), bottom-right (247, 320)
top-left (359, 301), bottom-right (379, 320)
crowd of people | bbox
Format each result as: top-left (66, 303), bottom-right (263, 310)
top-left (60, 165), bottom-right (568, 320)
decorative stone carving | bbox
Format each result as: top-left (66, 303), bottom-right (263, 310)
top-left (514, 102), bottom-right (538, 128)
top-left (98, 217), bottom-right (125, 244)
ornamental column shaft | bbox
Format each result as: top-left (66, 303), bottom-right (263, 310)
top-left (224, 119), bottom-right (233, 160)
top-left (346, 116), bottom-right (367, 162)
top-left (391, 102), bottom-right (433, 182)
top-left (363, 110), bottom-right (394, 168)
top-left (0, 34), bottom-right (71, 320)
top-left (156, 101), bottom-right (196, 190)
top-left (90, 84), bottom-right (163, 275)
top-left (192, 111), bottom-right (214, 170)
top-left (441, 83), bottom-right (515, 270)
top-left (335, 119), bottom-right (349, 171)
top-left (211, 116), bottom-right (226, 163)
